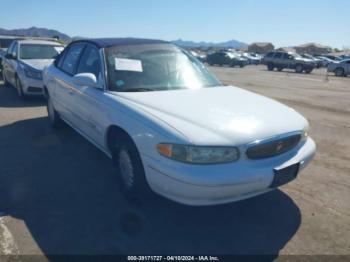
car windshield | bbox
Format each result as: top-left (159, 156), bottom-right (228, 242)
top-left (20, 44), bottom-right (64, 59)
top-left (105, 43), bottom-right (221, 92)
top-left (291, 53), bottom-right (302, 58)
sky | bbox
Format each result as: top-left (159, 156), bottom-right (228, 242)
top-left (0, 0), bottom-right (349, 48)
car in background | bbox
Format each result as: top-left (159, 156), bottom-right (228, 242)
top-left (327, 58), bottom-right (350, 77)
top-left (263, 51), bottom-right (316, 73)
top-left (43, 38), bottom-right (315, 206)
top-left (0, 36), bottom-right (25, 75)
top-left (207, 51), bottom-right (248, 67)
top-left (190, 50), bottom-right (207, 63)
top-left (300, 54), bottom-right (323, 68)
top-left (315, 56), bottom-right (337, 67)
top-left (2, 39), bottom-right (64, 98)
top-left (242, 52), bottom-right (262, 65)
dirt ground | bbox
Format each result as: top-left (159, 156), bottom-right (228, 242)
top-left (0, 66), bottom-right (349, 257)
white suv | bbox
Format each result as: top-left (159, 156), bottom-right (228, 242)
top-left (2, 39), bottom-right (64, 98)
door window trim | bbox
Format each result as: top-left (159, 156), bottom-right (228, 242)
top-left (56, 43), bottom-right (87, 76)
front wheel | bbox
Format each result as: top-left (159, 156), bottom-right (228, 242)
top-left (267, 63), bottom-right (274, 71)
top-left (16, 77), bottom-right (25, 98)
top-left (305, 68), bottom-right (313, 74)
top-left (112, 134), bottom-right (152, 202)
top-left (2, 70), bottom-right (9, 86)
top-left (335, 67), bottom-right (345, 77)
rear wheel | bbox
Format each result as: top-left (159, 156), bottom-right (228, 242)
top-left (267, 63), bottom-right (274, 71)
top-left (277, 67), bottom-right (283, 72)
top-left (335, 67), bottom-right (345, 77)
top-left (295, 64), bottom-right (303, 74)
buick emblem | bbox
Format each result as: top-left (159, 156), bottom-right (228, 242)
top-left (276, 141), bottom-right (284, 153)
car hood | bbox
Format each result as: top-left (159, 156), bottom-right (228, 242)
top-left (295, 57), bottom-right (314, 63)
top-left (19, 59), bottom-right (54, 71)
top-left (112, 86), bottom-right (308, 145)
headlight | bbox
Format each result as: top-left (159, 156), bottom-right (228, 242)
top-left (157, 143), bottom-right (240, 164)
top-left (20, 64), bottom-right (42, 80)
top-left (24, 67), bottom-right (42, 80)
top-left (302, 129), bottom-right (309, 141)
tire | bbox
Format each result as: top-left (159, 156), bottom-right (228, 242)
top-left (239, 64), bottom-right (244, 68)
top-left (111, 133), bottom-right (152, 203)
top-left (46, 93), bottom-right (64, 128)
top-left (2, 70), bottom-right (9, 86)
top-left (15, 77), bottom-right (25, 99)
top-left (335, 67), bottom-right (345, 77)
top-left (295, 64), bottom-right (303, 74)
top-left (277, 67), bottom-right (283, 72)
top-left (305, 68), bottom-right (313, 74)
top-left (267, 63), bottom-right (274, 71)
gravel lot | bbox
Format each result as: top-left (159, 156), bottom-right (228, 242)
top-left (0, 66), bottom-right (349, 256)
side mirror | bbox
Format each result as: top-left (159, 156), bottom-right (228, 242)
top-left (73, 73), bottom-right (101, 89)
top-left (5, 53), bottom-right (15, 60)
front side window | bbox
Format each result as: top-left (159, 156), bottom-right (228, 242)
top-left (76, 45), bottom-right (101, 78)
top-left (20, 44), bottom-right (63, 60)
top-left (60, 43), bottom-right (85, 75)
top-left (105, 43), bottom-right (221, 92)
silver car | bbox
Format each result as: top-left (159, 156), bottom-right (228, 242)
top-left (2, 39), bottom-right (64, 97)
top-left (327, 58), bottom-right (350, 77)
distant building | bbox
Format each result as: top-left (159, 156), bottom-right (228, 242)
top-left (294, 43), bottom-right (331, 55)
top-left (248, 42), bottom-right (274, 54)
top-left (327, 50), bottom-right (350, 58)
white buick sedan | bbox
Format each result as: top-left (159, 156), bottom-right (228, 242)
top-left (43, 38), bottom-right (316, 206)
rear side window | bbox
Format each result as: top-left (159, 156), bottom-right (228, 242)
top-left (76, 44), bottom-right (101, 78)
top-left (275, 52), bottom-right (283, 58)
top-left (266, 52), bottom-right (274, 58)
top-left (60, 43), bottom-right (85, 75)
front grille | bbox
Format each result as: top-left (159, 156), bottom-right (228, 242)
top-left (27, 86), bottom-right (43, 93)
top-left (246, 134), bottom-right (301, 160)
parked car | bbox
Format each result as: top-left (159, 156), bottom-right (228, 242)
top-left (315, 56), bottom-right (337, 67)
top-left (207, 51), bottom-right (248, 67)
top-left (263, 51), bottom-right (316, 73)
top-left (327, 58), bottom-right (350, 77)
top-left (2, 39), bottom-right (64, 97)
top-left (0, 36), bottom-right (25, 76)
top-left (190, 50), bottom-right (207, 63)
top-left (43, 38), bottom-right (315, 206)
top-left (242, 52), bottom-right (262, 65)
top-left (300, 54), bottom-right (323, 68)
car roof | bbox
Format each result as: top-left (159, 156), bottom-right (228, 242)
top-left (72, 38), bottom-right (168, 48)
top-left (17, 39), bottom-right (62, 46)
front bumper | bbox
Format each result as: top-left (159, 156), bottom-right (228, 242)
top-left (20, 75), bottom-right (44, 95)
top-left (142, 137), bottom-right (316, 206)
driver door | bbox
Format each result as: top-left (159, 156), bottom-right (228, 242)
top-left (71, 44), bottom-right (108, 147)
